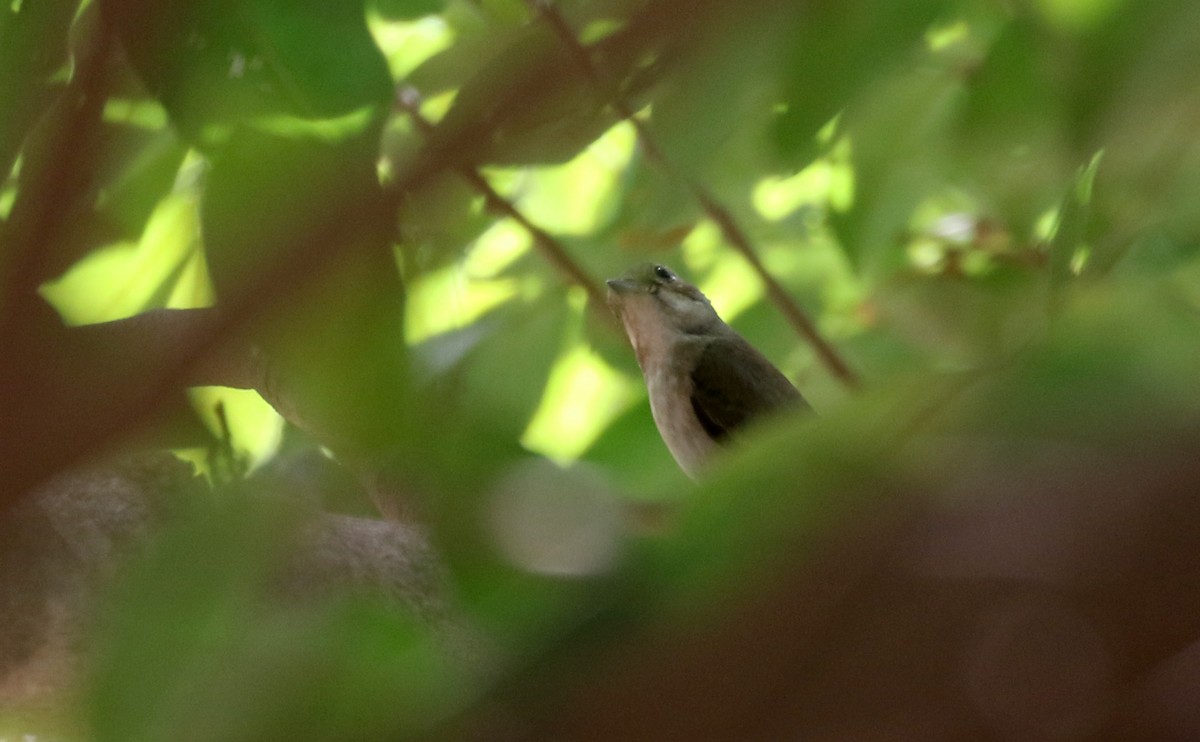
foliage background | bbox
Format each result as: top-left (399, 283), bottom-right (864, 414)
top-left (2, 0), bottom-right (1200, 738)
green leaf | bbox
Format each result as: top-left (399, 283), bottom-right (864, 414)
top-left (647, 4), bottom-right (793, 178)
top-left (771, 0), bottom-right (953, 164)
top-left (90, 498), bottom-right (301, 742)
top-left (954, 16), bottom-right (1070, 236)
top-left (90, 498), bottom-right (477, 742)
top-left (830, 65), bottom-right (962, 276)
top-left (0, 0), bottom-right (78, 181)
top-left (371, 0), bottom-right (444, 21)
top-left (421, 25), bottom-right (613, 167)
top-left (1048, 149), bottom-right (1103, 290)
top-left (102, 0), bottom-right (392, 146)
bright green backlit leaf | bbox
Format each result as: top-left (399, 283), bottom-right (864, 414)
top-left (522, 339), bottom-right (639, 464)
top-left (0, 181), bottom-right (14, 218)
top-left (697, 254), bottom-right (764, 325)
top-left (166, 249), bottom-right (215, 309)
top-left (464, 218), bottom-right (531, 276)
top-left (41, 194), bottom-right (202, 324)
top-left (103, 98), bottom-right (169, 130)
top-left (189, 386), bottom-right (285, 471)
top-left (580, 18), bottom-right (622, 45)
top-left (370, 15), bottom-right (454, 80)
top-left (756, 135), bottom-right (854, 220)
top-left (405, 264), bottom-right (520, 344)
top-left (1035, 0), bottom-right (1126, 31)
top-left (371, 0), bottom-right (443, 21)
top-left (926, 20), bottom-right (971, 51)
top-left (753, 170), bottom-right (820, 222)
top-left (908, 238), bottom-right (945, 272)
top-left (495, 121), bottom-right (636, 235)
top-left (752, 144), bottom-right (854, 222)
top-left (680, 221), bottom-right (769, 321)
top-left (419, 89), bottom-right (457, 123)
top-left (1049, 150), bottom-right (1104, 284)
top-left (680, 220), bottom-right (723, 270)
top-left (251, 107), bottom-right (379, 143)
top-left (1075, 149), bottom-right (1104, 205)
top-left (1034, 207), bottom-right (1059, 242)
top-left (1070, 245), bottom-right (1091, 275)
top-left (827, 141), bottom-right (855, 212)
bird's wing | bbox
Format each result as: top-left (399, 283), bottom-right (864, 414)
top-left (688, 335), bottom-right (808, 442)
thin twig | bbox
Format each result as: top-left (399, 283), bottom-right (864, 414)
top-left (395, 87), bottom-right (615, 325)
top-left (527, 0), bottom-right (860, 389)
top-left (694, 187), bottom-right (860, 386)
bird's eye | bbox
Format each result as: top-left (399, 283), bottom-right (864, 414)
top-left (653, 265), bottom-right (674, 281)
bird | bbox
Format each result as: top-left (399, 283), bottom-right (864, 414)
top-left (606, 263), bottom-right (810, 478)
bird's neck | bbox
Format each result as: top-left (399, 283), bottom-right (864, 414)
top-left (620, 312), bottom-right (676, 374)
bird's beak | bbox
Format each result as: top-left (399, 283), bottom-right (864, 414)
top-left (605, 278), bottom-right (638, 312)
top-left (606, 278), bottom-right (638, 295)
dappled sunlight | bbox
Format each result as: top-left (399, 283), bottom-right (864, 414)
top-left (369, 15), bottom-right (454, 80)
top-left (101, 98), bottom-right (169, 130)
top-left (751, 137), bottom-right (854, 222)
top-left (0, 161), bottom-right (17, 218)
top-left (522, 336), bottom-right (639, 464)
top-left (488, 121), bottom-right (636, 235)
top-left (251, 108), bottom-right (380, 143)
top-left (462, 218), bottom-right (530, 276)
top-left (1034, 0), bottom-right (1127, 32)
top-left (404, 264), bottom-right (522, 344)
top-left (189, 386), bottom-right (285, 472)
top-left (404, 219), bottom-right (540, 344)
top-left (691, 250), bottom-right (762, 325)
top-left (40, 194), bottom-right (209, 324)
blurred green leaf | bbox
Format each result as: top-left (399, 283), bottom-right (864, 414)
top-left (0, 0), bottom-right (77, 180)
top-left (458, 290), bottom-right (570, 442)
top-left (771, 0), bottom-right (953, 164)
top-left (371, 0), bottom-right (444, 21)
top-left (90, 497), bottom-right (301, 742)
top-left (421, 25), bottom-right (614, 167)
top-left (951, 282), bottom-right (1200, 442)
top-left (1048, 149), bottom-right (1103, 289)
top-left (101, 0), bottom-right (392, 146)
top-left (830, 64), bottom-right (962, 276)
top-left (648, 4), bottom-right (795, 177)
top-left (90, 498), bottom-right (477, 742)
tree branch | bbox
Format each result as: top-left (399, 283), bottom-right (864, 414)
top-left (527, 0), bottom-right (861, 389)
top-left (395, 88), bottom-right (615, 325)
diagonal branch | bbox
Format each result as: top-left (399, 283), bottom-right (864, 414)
top-left (395, 88), bottom-right (616, 327)
top-left (527, 0), bottom-right (861, 389)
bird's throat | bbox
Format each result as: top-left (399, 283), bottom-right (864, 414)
top-left (617, 301), bottom-right (673, 372)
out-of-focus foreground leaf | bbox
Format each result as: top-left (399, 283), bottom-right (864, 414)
top-left (3, 0), bottom-right (1200, 739)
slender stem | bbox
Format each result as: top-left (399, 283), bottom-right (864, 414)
top-left (396, 88), bottom-right (616, 327)
top-left (526, 0), bottom-right (860, 388)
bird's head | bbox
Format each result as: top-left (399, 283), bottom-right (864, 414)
top-left (606, 264), bottom-right (722, 365)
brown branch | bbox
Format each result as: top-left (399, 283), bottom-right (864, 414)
top-left (67, 308), bottom-right (261, 390)
top-left (395, 88), bottom-right (615, 326)
top-left (694, 187), bottom-right (861, 387)
top-left (527, 0), bottom-right (861, 389)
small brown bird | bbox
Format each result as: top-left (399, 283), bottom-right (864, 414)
top-left (606, 263), bottom-right (809, 478)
